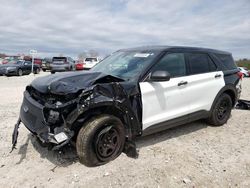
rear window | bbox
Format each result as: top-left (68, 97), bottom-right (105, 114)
top-left (52, 57), bottom-right (66, 61)
top-left (188, 53), bottom-right (217, 75)
top-left (215, 54), bottom-right (236, 70)
top-left (85, 58), bottom-right (97, 62)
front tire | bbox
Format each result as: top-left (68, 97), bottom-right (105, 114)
top-left (207, 93), bottom-right (232, 126)
top-left (18, 69), bottom-right (23, 76)
top-left (34, 68), bottom-right (40, 74)
top-left (76, 115), bottom-right (125, 167)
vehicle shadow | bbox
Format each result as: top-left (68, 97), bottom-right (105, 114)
top-left (135, 120), bottom-right (208, 148)
top-left (16, 136), bottom-right (30, 165)
top-left (28, 134), bottom-right (78, 167)
top-left (23, 120), bottom-right (208, 167)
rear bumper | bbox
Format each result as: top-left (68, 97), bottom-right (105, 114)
top-left (83, 62), bottom-right (97, 69)
top-left (20, 91), bottom-right (73, 146)
top-left (83, 67), bottom-right (91, 70)
top-left (50, 64), bottom-right (69, 72)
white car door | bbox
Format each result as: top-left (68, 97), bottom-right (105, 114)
top-left (183, 53), bottom-right (225, 113)
top-left (139, 53), bottom-right (190, 130)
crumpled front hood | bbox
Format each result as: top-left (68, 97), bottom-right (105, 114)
top-left (30, 71), bottom-right (124, 95)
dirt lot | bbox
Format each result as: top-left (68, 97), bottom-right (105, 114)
top-left (0, 72), bottom-right (249, 188)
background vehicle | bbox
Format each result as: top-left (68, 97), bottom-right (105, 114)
top-left (41, 57), bottom-right (52, 72)
top-left (0, 60), bottom-right (40, 76)
top-left (0, 58), bottom-right (4, 64)
top-left (50, 56), bottom-right (75, 73)
top-left (2, 56), bottom-right (20, 64)
top-left (238, 67), bottom-right (249, 77)
top-left (14, 46), bottom-right (241, 167)
top-left (83, 57), bottom-right (100, 69)
top-left (23, 56), bottom-right (43, 67)
top-left (75, 60), bottom-right (84, 70)
top-left (2, 59), bottom-right (9, 64)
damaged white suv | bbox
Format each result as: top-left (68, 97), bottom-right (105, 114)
top-left (12, 46), bottom-right (242, 166)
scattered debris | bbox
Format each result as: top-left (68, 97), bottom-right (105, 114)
top-left (72, 174), bottom-right (79, 182)
top-left (183, 177), bottom-right (192, 184)
top-left (50, 165), bottom-right (58, 172)
top-left (104, 172), bottom-right (110, 177)
top-left (235, 99), bottom-right (250, 110)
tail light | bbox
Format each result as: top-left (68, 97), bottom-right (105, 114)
top-left (237, 71), bottom-right (243, 79)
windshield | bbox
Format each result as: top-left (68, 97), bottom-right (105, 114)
top-left (91, 51), bottom-right (160, 81)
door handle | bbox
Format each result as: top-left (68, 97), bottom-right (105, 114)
top-left (178, 81), bottom-right (188, 86)
top-left (215, 74), bottom-right (222, 78)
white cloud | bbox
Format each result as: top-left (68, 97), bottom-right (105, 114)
top-left (0, 0), bottom-right (249, 59)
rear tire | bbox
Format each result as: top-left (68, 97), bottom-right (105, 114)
top-left (51, 71), bottom-right (55, 74)
top-left (76, 115), bottom-right (125, 167)
top-left (207, 93), bottom-right (232, 126)
top-left (42, 69), bottom-right (46, 72)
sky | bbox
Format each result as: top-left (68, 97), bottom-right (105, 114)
top-left (0, 0), bottom-right (249, 59)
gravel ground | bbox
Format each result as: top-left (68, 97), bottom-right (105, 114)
top-left (0, 72), bottom-right (250, 188)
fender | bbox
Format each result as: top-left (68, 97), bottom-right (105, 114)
top-left (209, 84), bottom-right (237, 113)
top-left (65, 86), bottom-right (141, 139)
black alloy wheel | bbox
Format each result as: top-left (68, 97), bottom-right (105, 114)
top-left (216, 99), bottom-right (230, 120)
top-left (95, 126), bottom-right (122, 162)
top-left (207, 93), bottom-right (232, 126)
top-left (76, 115), bottom-right (125, 167)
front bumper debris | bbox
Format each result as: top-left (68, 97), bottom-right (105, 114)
top-left (236, 99), bottom-right (250, 110)
top-left (11, 118), bottom-right (21, 153)
top-left (12, 90), bottom-right (75, 150)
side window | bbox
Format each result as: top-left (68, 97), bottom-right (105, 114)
top-left (188, 53), bottom-right (216, 74)
top-left (25, 61), bottom-right (32, 65)
top-left (216, 54), bottom-right (236, 70)
top-left (150, 53), bottom-right (186, 78)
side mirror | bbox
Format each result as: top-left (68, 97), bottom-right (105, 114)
top-left (150, 70), bottom-right (171, 82)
